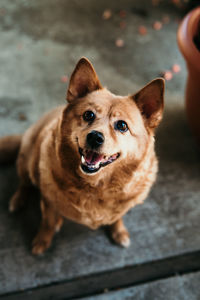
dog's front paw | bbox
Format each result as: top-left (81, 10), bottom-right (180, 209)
top-left (32, 236), bottom-right (51, 255)
top-left (112, 230), bottom-right (131, 248)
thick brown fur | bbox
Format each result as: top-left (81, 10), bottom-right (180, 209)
top-left (0, 58), bottom-right (164, 254)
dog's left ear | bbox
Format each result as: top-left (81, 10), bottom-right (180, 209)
top-left (132, 78), bottom-right (165, 129)
top-left (66, 57), bottom-right (102, 102)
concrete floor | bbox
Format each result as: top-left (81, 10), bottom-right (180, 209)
top-left (0, 0), bottom-right (200, 299)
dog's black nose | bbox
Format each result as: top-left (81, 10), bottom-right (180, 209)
top-left (87, 131), bottom-right (104, 149)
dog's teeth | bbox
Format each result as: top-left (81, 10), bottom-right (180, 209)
top-left (95, 161), bottom-right (100, 168)
top-left (89, 161), bottom-right (100, 169)
top-left (81, 156), bottom-right (86, 164)
top-left (81, 155), bottom-right (101, 169)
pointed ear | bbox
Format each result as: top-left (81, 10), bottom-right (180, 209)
top-left (132, 78), bottom-right (165, 129)
top-left (66, 57), bottom-right (102, 102)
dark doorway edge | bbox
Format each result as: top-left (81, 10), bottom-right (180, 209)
top-left (1, 250), bottom-right (200, 300)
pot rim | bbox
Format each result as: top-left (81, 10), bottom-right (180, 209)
top-left (177, 6), bottom-right (200, 71)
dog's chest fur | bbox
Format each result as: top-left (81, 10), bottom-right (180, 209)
top-left (38, 127), bottom-right (157, 229)
top-left (42, 173), bottom-right (152, 229)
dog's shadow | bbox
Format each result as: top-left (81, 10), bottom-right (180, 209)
top-left (0, 167), bottom-right (93, 253)
top-left (0, 172), bottom-right (42, 250)
top-left (156, 107), bottom-right (200, 172)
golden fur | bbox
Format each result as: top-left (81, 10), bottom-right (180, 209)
top-left (0, 58), bottom-right (164, 254)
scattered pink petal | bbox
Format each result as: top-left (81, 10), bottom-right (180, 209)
top-left (175, 18), bottom-right (182, 24)
top-left (172, 64), bottom-right (181, 73)
top-left (152, 0), bottom-right (160, 6)
top-left (119, 10), bottom-right (126, 18)
top-left (162, 71), bottom-right (173, 81)
top-left (18, 113), bottom-right (27, 121)
top-left (115, 38), bottom-right (124, 48)
top-left (17, 43), bottom-right (23, 50)
top-left (44, 48), bottom-right (49, 55)
top-left (102, 9), bottom-right (112, 20)
top-left (119, 21), bottom-right (126, 29)
top-left (61, 75), bottom-right (68, 83)
top-left (138, 25), bottom-right (147, 36)
top-left (162, 15), bottom-right (170, 24)
top-left (172, 0), bottom-right (181, 6)
top-left (0, 8), bottom-right (6, 16)
top-left (153, 21), bottom-right (162, 31)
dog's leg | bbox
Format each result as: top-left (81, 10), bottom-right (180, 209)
top-left (110, 218), bottom-right (130, 248)
top-left (9, 184), bottom-right (30, 212)
top-left (32, 199), bottom-right (63, 255)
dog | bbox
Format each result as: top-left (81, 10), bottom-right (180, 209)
top-left (0, 57), bottom-right (164, 255)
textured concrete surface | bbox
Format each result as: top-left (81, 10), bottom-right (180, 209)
top-left (0, 0), bottom-right (200, 297)
top-left (83, 272), bottom-right (200, 300)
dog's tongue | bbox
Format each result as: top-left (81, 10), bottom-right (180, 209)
top-left (85, 151), bottom-right (103, 165)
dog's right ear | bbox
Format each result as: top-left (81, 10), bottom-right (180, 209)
top-left (132, 78), bottom-right (165, 129)
top-left (66, 57), bottom-right (102, 102)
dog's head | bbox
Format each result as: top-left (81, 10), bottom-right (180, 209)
top-left (60, 58), bottom-right (164, 179)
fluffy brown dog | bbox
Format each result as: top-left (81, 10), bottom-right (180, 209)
top-left (0, 58), bottom-right (164, 255)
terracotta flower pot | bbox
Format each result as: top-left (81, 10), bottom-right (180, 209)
top-left (177, 6), bottom-right (200, 143)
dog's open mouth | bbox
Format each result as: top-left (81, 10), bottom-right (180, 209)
top-left (79, 148), bottom-right (120, 174)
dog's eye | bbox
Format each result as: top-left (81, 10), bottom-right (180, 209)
top-left (115, 120), bottom-right (128, 133)
top-left (83, 111), bottom-right (95, 122)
